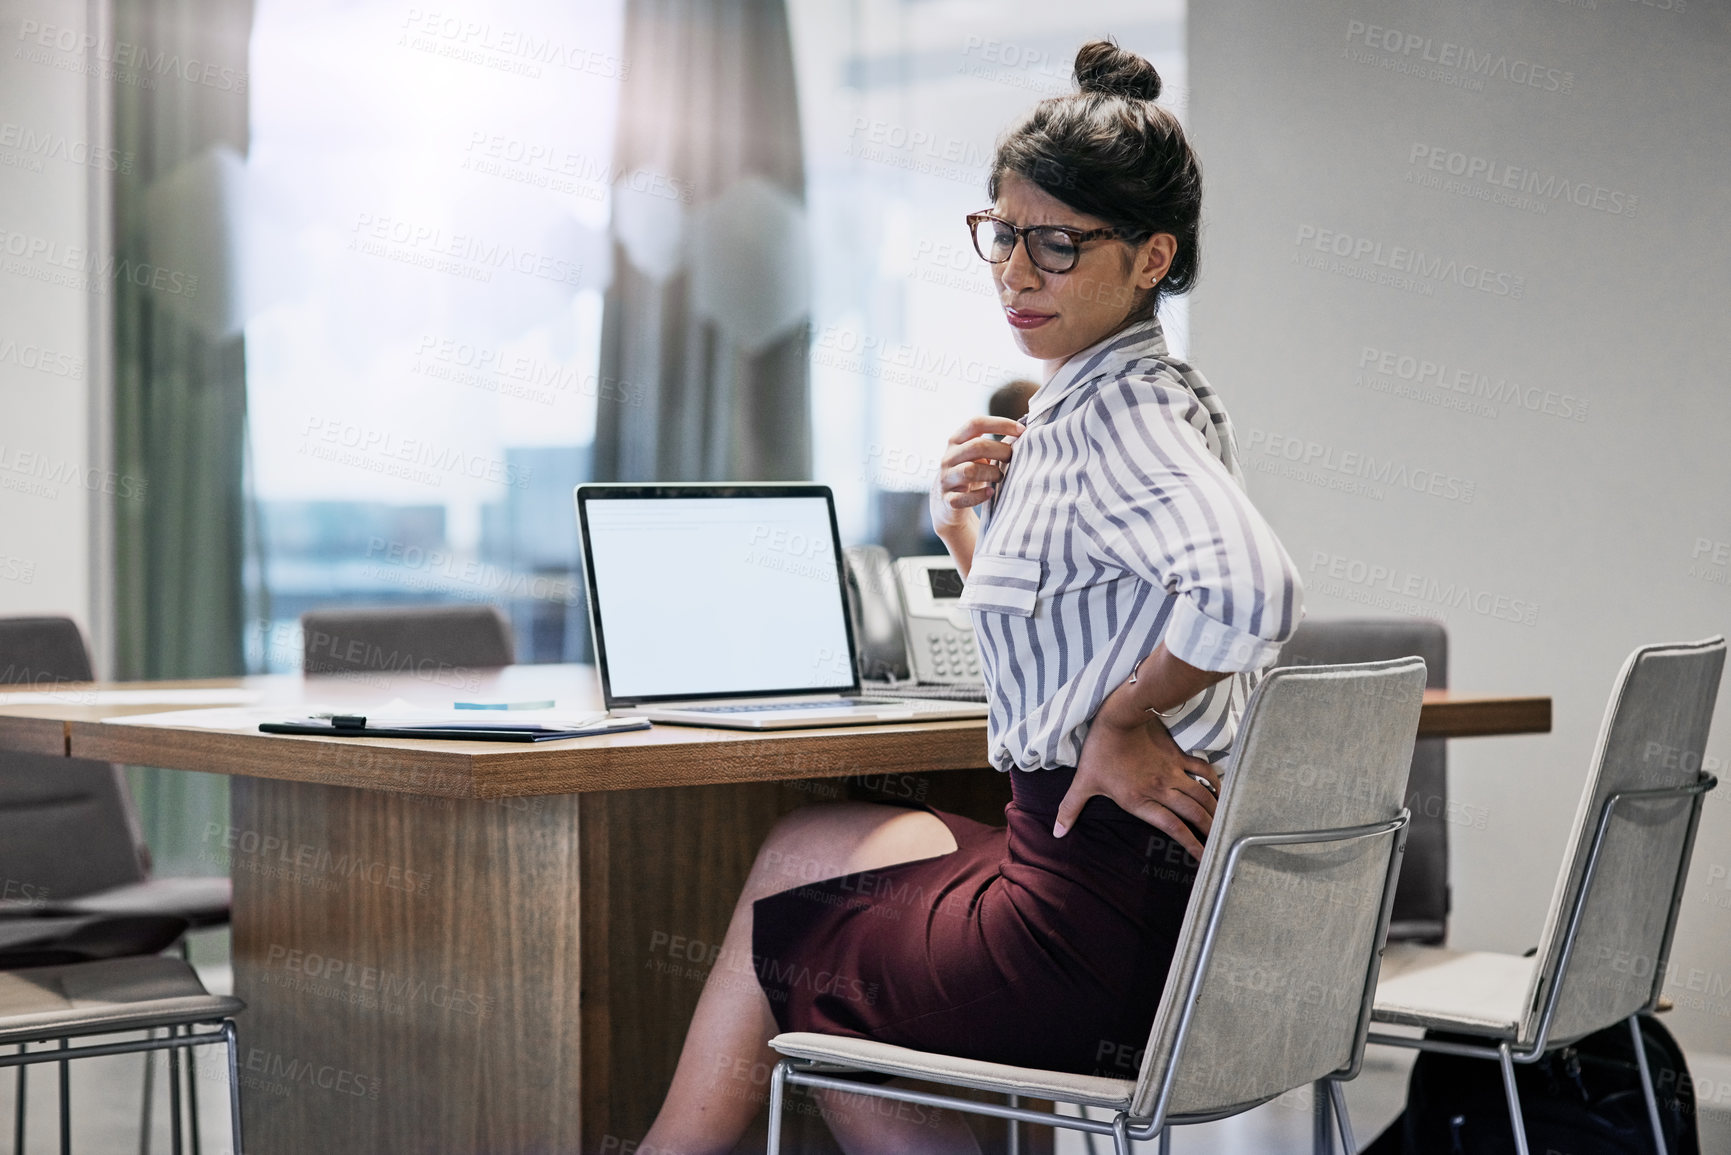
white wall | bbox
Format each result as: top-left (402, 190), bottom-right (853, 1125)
top-left (0, 0), bottom-right (102, 656)
top-left (1190, 0), bottom-right (1731, 1059)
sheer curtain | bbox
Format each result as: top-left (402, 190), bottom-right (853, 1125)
top-left (594, 0), bottom-right (811, 482)
top-left (110, 0), bottom-right (255, 871)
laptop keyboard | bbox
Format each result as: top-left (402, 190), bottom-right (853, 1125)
top-left (860, 681), bottom-right (989, 703)
top-left (680, 698), bottom-right (901, 714)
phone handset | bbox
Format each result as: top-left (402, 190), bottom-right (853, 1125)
top-left (841, 545), bottom-right (911, 682)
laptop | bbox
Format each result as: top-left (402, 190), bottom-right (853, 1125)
top-left (574, 483), bottom-right (989, 730)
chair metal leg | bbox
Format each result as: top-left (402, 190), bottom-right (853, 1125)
top-left (175, 940), bottom-right (195, 1155)
top-left (1312, 1080), bottom-right (1334, 1155)
top-left (185, 1025), bottom-right (202, 1155)
top-left (1497, 1042), bottom-right (1530, 1155)
top-left (1075, 1104), bottom-right (1102, 1155)
top-left (1006, 1092), bottom-right (1020, 1155)
top-left (13, 1046), bottom-right (25, 1155)
top-left (140, 1035), bottom-right (155, 1155)
top-left (57, 1038), bottom-right (70, 1155)
top-left (1157, 1123), bottom-right (1171, 1154)
top-left (168, 1034), bottom-right (183, 1155)
top-left (1111, 1113), bottom-right (1132, 1155)
top-left (1629, 1015), bottom-right (1669, 1155)
top-left (223, 1022), bottom-right (244, 1155)
top-left (766, 1061), bottom-right (789, 1155)
top-left (1328, 1079), bottom-right (1357, 1155)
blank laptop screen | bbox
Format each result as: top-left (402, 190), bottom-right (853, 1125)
top-left (583, 494), bottom-right (856, 700)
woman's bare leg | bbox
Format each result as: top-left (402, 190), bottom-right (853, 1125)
top-left (814, 1080), bottom-right (983, 1155)
top-left (640, 802), bottom-right (964, 1155)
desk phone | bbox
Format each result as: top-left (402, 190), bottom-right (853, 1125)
top-left (893, 556), bottom-right (980, 684)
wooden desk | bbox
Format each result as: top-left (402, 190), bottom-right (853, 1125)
top-left (0, 670), bottom-right (1549, 1154)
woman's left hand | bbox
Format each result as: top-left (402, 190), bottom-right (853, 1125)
top-left (1054, 714), bottom-right (1220, 860)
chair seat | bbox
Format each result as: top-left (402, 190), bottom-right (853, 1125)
top-left (48, 876), bottom-right (232, 928)
top-left (769, 1033), bottom-right (1136, 1109)
top-left (1371, 943), bottom-right (1536, 1037)
top-left (0, 915), bottom-right (190, 968)
top-left (0, 956), bottom-right (243, 1045)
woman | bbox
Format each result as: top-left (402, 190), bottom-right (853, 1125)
top-left (642, 39), bottom-right (1303, 1155)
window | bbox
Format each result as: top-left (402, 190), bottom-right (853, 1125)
top-left (789, 1), bottom-right (1188, 552)
top-left (241, 0), bottom-right (1187, 672)
top-left (243, 0), bottom-right (624, 670)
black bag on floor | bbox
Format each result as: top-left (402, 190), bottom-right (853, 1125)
top-left (1363, 1013), bottom-right (1699, 1154)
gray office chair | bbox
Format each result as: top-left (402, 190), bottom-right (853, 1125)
top-left (0, 616), bottom-right (234, 1155)
top-left (767, 658), bottom-right (1429, 1155)
top-left (0, 618), bottom-right (231, 930)
top-left (1275, 618), bottom-right (1449, 944)
top-left (1365, 636), bottom-right (1724, 1155)
top-left (299, 604), bottom-right (515, 675)
top-left (2, 915), bottom-right (199, 1154)
top-left (1, 955), bottom-right (244, 1154)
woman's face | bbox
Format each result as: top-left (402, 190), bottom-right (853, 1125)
top-left (988, 174), bottom-right (1176, 369)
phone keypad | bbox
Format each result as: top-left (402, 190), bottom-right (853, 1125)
top-left (924, 629), bottom-right (980, 681)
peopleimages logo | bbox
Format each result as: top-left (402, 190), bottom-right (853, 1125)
top-left (0, 225), bottom-right (198, 299)
top-left (1690, 538), bottom-right (1731, 588)
top-left (811, 324), bottom-right (1017, 393)
top-left (1356, 346), bottom-right (1588, 423)
top-left (0, 121), bottom-right (133, 174)
top-left (1407, 144), bottom-right (1638, 218)
top-left (1308, 551), bottom-right (1539, 627)
top-left (349, 213), bottom-right (585, 286)
top-left (298, 417), bottom-right (531, 490)
top-left (0, 336), bottom-right (85, 379)
top-left (1244, 428), bottom-right (1477, 504)
top-left (14, 19), bottom-right (248, 93)
top-left (1342, 20), bottom-right (1574, 94)
top-left (1294, 224), bottom-right (1525, 299)
top-left (397, 9), bottom-right (628, 80)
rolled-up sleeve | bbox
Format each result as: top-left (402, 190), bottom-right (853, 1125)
top-left (1078, 374), bottom-right (1304, 672)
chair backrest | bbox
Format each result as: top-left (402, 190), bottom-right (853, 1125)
top-left (1132, 658), bottom-right (1428, 1121)
top-left (0, 616), bottom-right (96, 684)
top-left (1520, 636), bottom-right (1725, 1048)
top-left (0, 617), bottom-right (149, 905)
top-left (300, 605), bottom-right (515, 675)
top-left (1274, 618), bottom-right (1448, 943)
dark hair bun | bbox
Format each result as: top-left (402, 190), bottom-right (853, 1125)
top-left (1073, 39), bottom-right (1161, 101)
top-left (990, 34), bottom-right (1202, 314)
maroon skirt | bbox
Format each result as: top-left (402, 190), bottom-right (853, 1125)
top-left (751, 767), bottom-right (1199, 1079)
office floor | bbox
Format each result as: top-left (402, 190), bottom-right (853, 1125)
top-left (2, 966), bottom-right (1724, 1155)
top-left (0, 977), bottom-right (1408, 1155)
top-left (1049, 1052), bottom-right (1412, 1155)
top-left (0, 1041), bottom-right (1400, 1155)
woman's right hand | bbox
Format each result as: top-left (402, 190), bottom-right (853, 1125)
top-left (929, 415), bottom-right (1026, 537)
top-left (1058, 713), bottom-right (1220, 861)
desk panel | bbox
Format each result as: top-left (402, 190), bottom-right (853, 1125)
top-left (228, 767), bottom-right (1026, 1154)
top-left (71, 716), bottom-right (992, 796)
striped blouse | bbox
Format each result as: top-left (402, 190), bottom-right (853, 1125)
top-left (955, 317), bottom-right (1304, 773)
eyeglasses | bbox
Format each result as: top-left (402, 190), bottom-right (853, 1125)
top-left (965, 211), bottom-right (1123, 275)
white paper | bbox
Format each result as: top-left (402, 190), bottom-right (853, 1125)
top-left (312, 707), bottom-right (609, 729)
top-left (101, 705), bottom-right (617, 733)
top-left (99, 706), bottom-right (284, 729)
top-left (1, 688), bottom-right (262, 706)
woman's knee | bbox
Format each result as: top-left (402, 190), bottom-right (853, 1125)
top-left (749, 803), bottom-right (956, 898)
top-left (750, 803), bottom-right (884, 893)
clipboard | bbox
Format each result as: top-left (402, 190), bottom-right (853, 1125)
top-left (259, 713), bottom-right (651, 743)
